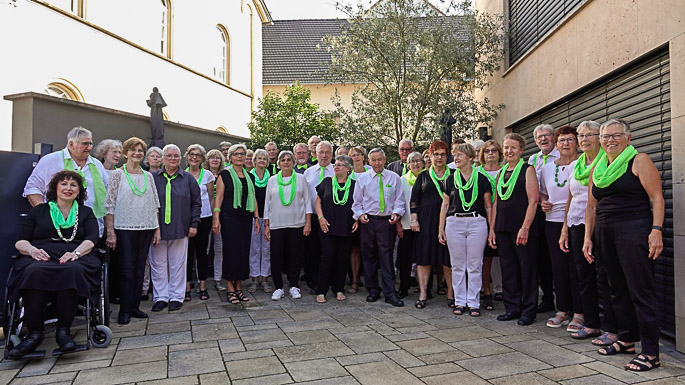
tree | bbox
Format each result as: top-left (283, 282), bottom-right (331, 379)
top-left (323, 0), bottom-right (505, 151)
top-left (248, 82), bottom-right (336, 149)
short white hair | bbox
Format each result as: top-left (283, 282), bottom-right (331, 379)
top-left (66, 126), bottom-right (92, 145)
top-left (368, 148), bottom-right (386, 158)
top-left (146, 146), bottom-right (163, 158)
top-left (308, 136), bottom-right (321, 145)
top-left (227, 143), bottom-right (248, 159)
top-left (398, 139), bottom-right (414, 149)
top-left (600, 119), bottom-right (631, 136)
top-left (265, 141), bottom-right (277, 149)
top-left (252, 148), bottom-right (269, 164)
top-left (533, 124), bottom-right (554, 138)
top-left (578, 120), bottom-right (601, 131)
top-left (162, 144), bottom-right (181, 156)
top-left (317, 141), bottom-right (333, 152)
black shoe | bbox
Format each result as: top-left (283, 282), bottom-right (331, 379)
top-left (9, 331), bottom-right (44, 357)
top-left (168, 301), bottom-right (183, 311)
top-left (151, 301), bottom-right (168, 312)
top-left (56, 327), bottom-right (76, 351)
top-left (398, 289), bottom-right (408, 299)
top-left (131, 309), bottom-right (148, 319)
top-left (366, 294), bottom-right (379, 302)
top-left (497, 312), bottom-right (520, 321)
top-left (117, 313), bottom-right (131, 325)
top-left (385, 296), bottom-right (404, 307)
top-left (537, 302), bottom-right (555, 313)
top-left (140, 294), bottom-right (150, 301)
top-left (517, 316), bottom-right (535, 326)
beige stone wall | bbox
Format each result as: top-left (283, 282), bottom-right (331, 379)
top-left (262, 83), bottom-right (360, 112)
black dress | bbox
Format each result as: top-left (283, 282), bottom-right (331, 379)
top-left (219, 170), bottom-right (256, 281)
top-left (410, 170), bottom-right (450, 266)
top-left (9, 203), bottom-right (101, 304)
top-left (316, 177), bottom-right (356, 237)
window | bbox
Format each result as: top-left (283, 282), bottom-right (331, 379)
top-left (49, 0), bottom-right (85, 17)
top-left (215, 25), bottom-right (230, 83)
top-left (216, 126), bottom-right (228, 133)
top-left (44, 79), bottom-right (84, 102)
top-left (160, 0), bottom-right (172, 58)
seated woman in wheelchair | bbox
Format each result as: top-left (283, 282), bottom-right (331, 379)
top-left (10, 170), bottom-right (101, 358)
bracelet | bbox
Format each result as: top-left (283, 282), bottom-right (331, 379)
top-left (318, 216), bottom-right (325, 221)
top-left (213, 208), bottom-right (221, 212)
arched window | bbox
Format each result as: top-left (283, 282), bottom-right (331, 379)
top-left (160, 0), bottom-right (172, 58)
top-left (50, 0), bottom-right (85, 17)
top-left (216, 126), bottom-right (228, 134)
top-left (162, 111), bottom-right (170, 121)
top-left (215, 25), bottom-right (230, 84)
top-left (44, 79), bottom-right (84, 102)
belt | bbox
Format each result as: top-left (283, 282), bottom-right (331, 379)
top-left (367, 214), bottom-right (391, 220)
top-left (452, 212), bottom-right (478, 218)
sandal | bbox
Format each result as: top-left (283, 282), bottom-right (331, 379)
top-left (336, 292), bottom-right (346, 301)
top-left (347, 283), bottom-right (358, 294)
top-left (571, 327), bottom-right (602, 340)
top-left (598, 341), bottom-right (636, 356)
top-left (482, 294), bottom-right (494, 311)
top-left (235, 290), bottom-right (249, 302)
top-left (447, 298), bottom-right (455, 308)
top-left (469, 307), bottom-right (481, 317)
top-left (546, 311), bottom-right (570, 328)
top-left (247, 282), bottom-right (258, 293)
top-left (184, 291), bottom-right (192, 302)
top-left (567, 315), bottom-right (584, 332)
top-left (415, 299), bottom-right (427, 309)
top-left (316, 294), bottom-right (326, 303)
top-left (199, 290), bottom-right (209, 301)
top-left (625, 354), bottom-right (660, 372)
top-left (494, 292), bottom-right (503, 301)
top-left (227, 291), bottom-right (240, 304)
top-left (592, 332), bottom-right (618, 346)
top-left (262, 282), bottom-right (273, 293)
top-left (453, 305), bottom-right (465, 315)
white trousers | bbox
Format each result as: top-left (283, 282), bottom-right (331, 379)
top-left (150, 237), bottom-right (189, 303)
top-left (445, 215), bottom-right (488, 308)
top-left (212, 232), bottom-right (223, 281)
top-left (249, 218), bottom-right (271, 277)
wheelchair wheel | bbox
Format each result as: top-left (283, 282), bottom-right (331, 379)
top-left (90, 325), bottom-right (112, 348)
top-left (99, 262), bottom-right (110, 327)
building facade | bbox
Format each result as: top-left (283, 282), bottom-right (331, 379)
top-left (475, 0), bottom-right (685, 350)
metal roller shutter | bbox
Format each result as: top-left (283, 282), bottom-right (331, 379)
top-left (510, 49), bottom-right (674, 337)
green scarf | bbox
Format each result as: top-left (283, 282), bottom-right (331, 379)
top-left (48, 200), bottom-right (78, 229)
top-left (228, 166), bottom-right (256, 212)
top-left (454, 166), bottom-right (479, 211)
top-left (123, 166), bottom-right (148, 196)
top-left (429, 166), bottom-right (451, 198)
top-left (332, 176), bottom-right (352, 205)
top-left (62, 150), bottom-right (106, 218)
top-left (573, 149), bottom-right (604, 186)
top-left (497, 159), bottom-right (524, 201)
top-left (403, 171), bottom-right (418, 186)
top-left (592, 145), bottom-right (638, 188)
top-left (477, 165), bottom-right (497, 203)
top-left (277, 171), bottom-right (297, 206)
top-left (251, 168), bottom-right (270, 188)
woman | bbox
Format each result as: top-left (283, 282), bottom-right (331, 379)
top-left (204, 149), bottom-right (226, 291)
top-left (439, 144), bottom-right (492, 316)
top-left (141, 146), bottom-right (163, 300)
top-left (348, 146), bottom-right (370, 293)
top-left (184, 144), bottom-right (215, 301)
top-left (583, 119), bottom-right (664, 372)
top-left (248, 149), bottom-right (272, 293)
top-left (488, 133), bottom-right (539, 326)
top-left (422, 150), bottom-right (432, 169)
top-left (314, 155), bottom-right (358, 302)
top-left (410, 141), bottom-right (453, 308)
top-left (540, 126), bottom-right (583, 330)
top-left (559, 121), bottom-right (618, 343)
top-left (10, 171), bottom-right (100, 357)
top-left (95, 139), bottom-right (122, 172)
top-left (105, 137), bottom-right (160, 324)
top-left (245, 149), bottom-right (255, 172)
top-left (477, 141), bottom-right (504, 310)
top-left (213, 144), bottom-right (260, 304)
top-left (264, 151), bottom-right (312, 300)
top-left (398, 152), bottom-right (423, 298)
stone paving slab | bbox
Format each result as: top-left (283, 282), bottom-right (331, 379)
top-left (346, 359), bottom-right (423, 385)
top-left (457, 351), bottom-right (552, 379)
top-left (225, 356), bottom-right (286, 381)
top-left (168, 347), bottom-right (225, 378)
top-left (336, 331), bottom-right (399, 354)
top-left (284, 358), bottom-right (349, 382)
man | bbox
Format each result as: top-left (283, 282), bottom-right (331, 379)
top-left (306, 136), bottom-right (321, 167)
top-left (265, 142), bottom-right (279, 175)
top-left (24, 126), bottom-right (109, 236)
top-left (293, 143), bottom-right (310, 174)
top-left (352, 149), bottom-right (406, 306)
top-left (219, 141), bottom-right (232, 167)
top-left (303, 141), bottom-right (335, 291)
top-left (387, 139), bottom-right (413, 176)
top-left (528, 123), bottom-right (560, 313)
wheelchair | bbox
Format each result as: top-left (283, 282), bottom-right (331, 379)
top-left (1, 248), bottom-right (113, 359)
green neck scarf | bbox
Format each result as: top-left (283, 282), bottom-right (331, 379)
top-left (228, 166), bottom-right (256, 212)
top-left (62, 150), bottom-right (106, 218)
top-left (429, 166), bottom-right (451, 198)
top-left (48, 200), bottom-right (78, 228)
top-left (123, 165), bottom-right (148, 196)
top-left (592, 145), bottom-right (638, 188)
top-left (332, 176), bottom-right (352, 205)
top-left (574, 149), bottom-right (604, 186)
top-left (403, 171), bottom-right (418, 186)
top-left (277, 171), bottom-right (297, 206)
top-left (162, 171), bottom-right (178, 224)
top-left (497, 159), bottom-right (524, 201)
top-left (454, 166), bottom-right (479, 211)
top-left (251, 168), bottom-right (270, 188)
top-left (185, 167), bottom-right (204, 186)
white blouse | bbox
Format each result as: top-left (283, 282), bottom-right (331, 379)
top-left (189, 169), bottom-right (215, 218)
top-left (566, 160), bottom-right (588, 227)
top-left (105, 168), bottom-right (160, 230)
top-left (539, 161), bottom-right (572, 223)
top-left (263, 173), bottom-right (313, 230)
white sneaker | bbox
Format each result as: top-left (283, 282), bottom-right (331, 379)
top-left (271, 289), bottom-right (284, 301)
top-left (289, 287), bottom-right (302, 299)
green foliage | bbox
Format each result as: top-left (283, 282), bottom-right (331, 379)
top-left (323, 0), bottom-right (505, 151)
top-left (248, 82), bottom-right (336, 149)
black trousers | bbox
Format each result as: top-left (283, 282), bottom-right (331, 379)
top-left (117, 229), bottom-right (155, 314)
top-left (496, 231), bottom-right (538, 319)
top-left (545, 221), bottom-right (582, 314)
top-left (360, 217), bottom-right (397, 298)
top-left (316, 234), bottom-right (351, 295)
top-left (187, 217), bottom-right (212, 281)
top-left (569, 224), bottom-right (617, 331)
top-left (595, 218), bottom-right (659, 356)
top-left (535, 208), bottom-right (555, 306)
top-left (396, 230), bottom-right (414, 292)
top-left (270, 227), bottom-right (304, 290)
top-left (304, 225), bottom-right (321, 287)
top-left (23, 289), bottom-right (79, 331)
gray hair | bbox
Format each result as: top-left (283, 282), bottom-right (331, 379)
top-left (407, 151), bottom-right (423, 164)
top-left (265, 141), bottom-right (277, 149)
top-left (252, 148), bottom-right (269, 165)
top-left (600, 119), bottom-right (631, 135)
top-left (317, 140), bottom-right (333, 152)
top-left (469, 139), bottom-right (484, 151)
top-left (146, 146), bottom-right (163, 158)
top-left (334, 155), bottom-right (353, 172)
top-left (277, 150), bottom-right (295, 167)
top-left (533, 124), bottom-right (554, 138)
top-left (398, 139), bottom-right (414, 149)
top-left (293, 143), bottom-right (308, 152)
top-left (219, 141), bottom-right (232, 148)
top-left (368, 148), bottom-right (386, 158)
top-left (308, 135), bottom-right (321, 145)
top-left (227, 143), bottom-right (248, 159)
top-left (578, 120), bottom-right (601, 131)
top-left (162, 144), bottom-right (181, 156)
top-left (185, 143), bottom-right (207, 159)
top-left (94, 139), bottom-right (122, 161)
top-left (203, 149), bottom-right (225, 172)
top-left (66, 126), bottom-right (92, 145)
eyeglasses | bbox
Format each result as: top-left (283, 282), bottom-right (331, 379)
top-left (188, 153), bottom-right (203, 159)
top-left (165, 154), bottom-right (181, 159)
top-left (535, 133), bottom-right (552, 140)
top-left (483, 149), bottom-right (498, 154)
top-left (78, 141), bottom-right (94, 147)
top-left (409, 159), bottom-right (423, 164)
top-left (399, 147), bottom-right (413, 152)
top-left (557, 138), bottom-right (576, 144)
top-left (600, 133), bottom-right (625, 141)
top-left (578, 133), bottom-right (599, 140)
top-left (232, 152), bottom-right (246, 157)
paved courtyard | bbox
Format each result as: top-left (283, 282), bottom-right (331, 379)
top-left (1, 283), bottom-right (685, 384)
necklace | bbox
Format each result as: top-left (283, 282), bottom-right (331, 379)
top-left (332, 176), bottom-right (351, 205)
top-left (554, 164), bottom-right (569, 187)
top-left (496, 159), bottom-right (524, 201)
top-left (455, 166), bottom-right (479, 211)
top-left (123, 165), bottom-right (148, 196)
top-left (185, 167), bottom-right (204, 186)
top-left (277, 171), bottom-right (297, 206)
top-left (429, 166), bottom-right (450, 198)
top-left (48, 201), bottom-right (79, 242)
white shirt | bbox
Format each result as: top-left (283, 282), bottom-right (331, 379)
top-left (263, 173), bottom-right (313, 230)
top-left (566, 159), bottom-right (588, 227)
top-left (399, 174), bottom-right (416, 229)
top-left (351, 169), bottom-right (406, 219)
top-left (105, 168), bottom-right (160, 230)
top-left (189, 169), bottom-right (215, 218)
top-left (528, 148), bottom-right (560, 191)
top-left (539, 161), bottom-right (572, 223)
top-left (447, 162), bottom-right (457, 170)
top-left (304, 163), bottom-right (334, 211)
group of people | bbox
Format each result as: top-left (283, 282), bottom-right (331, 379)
top-left (10, 120), bottom-right (664, 372)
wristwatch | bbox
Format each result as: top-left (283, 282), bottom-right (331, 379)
top-left (74, 251), bottom-right (82, 257)
top-left (651, 225), bottom-right (663, 231)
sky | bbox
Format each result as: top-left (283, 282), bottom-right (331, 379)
top-left (264, 0), bottom-right (360, 20)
